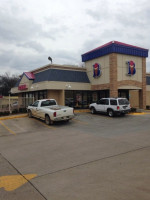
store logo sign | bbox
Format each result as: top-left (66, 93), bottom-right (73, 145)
top-left (18, 84), bottom-right (28, 90)
top-left (93, 63), bottom-right (101, 78)
top-left (127, 61), bottom-right (136, 75)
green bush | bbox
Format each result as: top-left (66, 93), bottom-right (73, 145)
top-left (12, 109), bottom-right (18, 114)
top-left (130, 107), bottom-right (137, 112)
top-left (0, 111), bottom-right (10, 116)
top-left (19, 108), bottom-right (27, 113)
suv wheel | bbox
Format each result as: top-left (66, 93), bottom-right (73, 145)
top-left (108, 109), bottom-right (114, 117)
top-left (91, 107), bottom-right (96, 114)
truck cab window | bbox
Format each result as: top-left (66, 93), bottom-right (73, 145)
top-left (41, 100), bottom-right (56, 107)
top-left (32, 101), bottom-right (39, 107)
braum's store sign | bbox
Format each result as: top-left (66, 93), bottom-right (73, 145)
top-left (18, 84), bottom-right (28, 90)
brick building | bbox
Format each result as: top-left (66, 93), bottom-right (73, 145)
top-left (11, 41), bottom-right (149, 109)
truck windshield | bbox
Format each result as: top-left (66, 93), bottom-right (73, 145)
top-left (118, 99), bottom-right (129, 105)
top-left (41, 100), bottom-right (56, 107)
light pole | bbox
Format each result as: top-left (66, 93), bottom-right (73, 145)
top-left (8, 91), bottom-right (12, 114)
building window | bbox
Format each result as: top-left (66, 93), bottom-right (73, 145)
top-left (21, 90), bottom-right (47, 108)
top-left (65, 90), bottom-right (109, 109)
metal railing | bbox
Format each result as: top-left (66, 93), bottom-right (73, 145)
top-left (0, 97), bottom-right (34, 114)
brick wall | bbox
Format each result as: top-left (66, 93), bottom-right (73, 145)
top-left (139, 58), bottom-right (146, 109)
top-left (118, 80), bottom-right (142, 88)
top-left (91, 83), bottom-right (110, 90)
top-left (109, 53), bottom-right (118, 97)
top-left (89, 54), bottom-right (146, 109)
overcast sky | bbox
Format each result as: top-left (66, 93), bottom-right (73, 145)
top-left (0, 0), bottom-right (150, 75)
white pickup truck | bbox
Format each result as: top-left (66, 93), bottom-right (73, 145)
top-left (27, 99), bottom-right (74, 125)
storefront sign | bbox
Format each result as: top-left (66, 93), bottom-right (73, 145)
top-left (18, 84), bottom-right (28, 90)
top-left (127, 61), bottom-right (136, 75)
top-left (93, 63), bottom-right (101, 78)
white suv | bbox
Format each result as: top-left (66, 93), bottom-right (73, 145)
top-left (89, 98), bottom-right (131, 117)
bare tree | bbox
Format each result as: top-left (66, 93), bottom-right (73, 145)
top-left (0, 73), bottom-right (19, 96)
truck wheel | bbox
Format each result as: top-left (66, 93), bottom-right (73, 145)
top-left (107, 109), bottom-right (114, 117)
top-left (45, 115), bottom-right (53, 125)
top-left (28, 110), bottom-right (32, 118)
top-left (91, 107), bottom-right (96, 114)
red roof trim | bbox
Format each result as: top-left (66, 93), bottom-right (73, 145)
top-left (82, 41), bottom-right (148, 55)
top-left (114, 41), bottom-right (148, 50)
top-left (24, 72), bottom-right (35, 80)
top-left (83, 41), bottom-right (112, 55)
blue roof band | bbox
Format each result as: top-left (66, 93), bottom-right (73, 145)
top-left (82, 41), bottom-right (149, 62)
top-left (15, 69), bottom-right (90, 87)
top-left (33, 69), bottom-right (90, 83)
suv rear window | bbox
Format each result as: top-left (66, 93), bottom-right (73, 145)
top-left (118, 99), bottom-right (129, 105)
top-left (110, 100), bottom-right (117, 105)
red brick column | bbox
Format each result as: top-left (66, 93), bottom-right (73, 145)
top-left (139, 57), bottom-right (146, 109)
top-left (109, 53), bottom-right (118, 97)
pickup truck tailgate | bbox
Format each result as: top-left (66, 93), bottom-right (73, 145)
top-left (49, 105), bottom-right (74, 117)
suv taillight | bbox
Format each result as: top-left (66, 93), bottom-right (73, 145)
top-left (53, 112), bottom-right (56, 117)
top-left (117, 106), bottom-right (120, 110)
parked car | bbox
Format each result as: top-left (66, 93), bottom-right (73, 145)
top-left (89, 98), bottom-right (131, 117)
top-left (27, 99), bottom-right (74, 125)
top-left (11, 101), bottom-right (18, 109)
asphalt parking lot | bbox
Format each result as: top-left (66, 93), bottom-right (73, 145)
top-left (0, 111), bottom-right (150, 200)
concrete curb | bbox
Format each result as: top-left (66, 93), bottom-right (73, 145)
top-left (0, 109), bottom-right (150, 120)
top-left (74, 109), bottom-right (90, 113)
top-left (0, 114), bottom-right (28, 120)
top-left (0, 110), bottom-right (90, 120)
top-left (128, 112), bottom-right (150, 115)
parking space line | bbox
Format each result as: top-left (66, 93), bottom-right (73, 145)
top-left (0, 174), bottom-right (37, 191)
top-left (0, 121), bottom-right (16, 135)
top-left (31, 118), bottom-right (56, 129)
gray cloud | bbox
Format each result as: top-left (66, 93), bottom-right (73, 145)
top-left (42, 25), bottom-right (69, 39)
top-left (0, 47), bottom-right (80, 75)
top-left (85, 0), bottom-right (117, 21)
top-left (0, 0), bottom-right (150, 75)
top-left (81, 38), bottom-right (103, 54)
top-left (17, 41), bottom-right (45, 52)
top-left (0, 13), bottom-right (41, 42)
top-left (0, 10), bottom-right (64, 45)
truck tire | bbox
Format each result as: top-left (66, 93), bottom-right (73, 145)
top-left (45, 115), bottom-right (53, 125)
top-left (28, 110), bottom-right (32, 118)
top-left (91, 107), bottom-right (96, 114)
top-left (107, 109), bottom-right (114, 117)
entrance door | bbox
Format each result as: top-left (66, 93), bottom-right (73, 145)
top-left (118, 90), bottom-right (129, 100)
